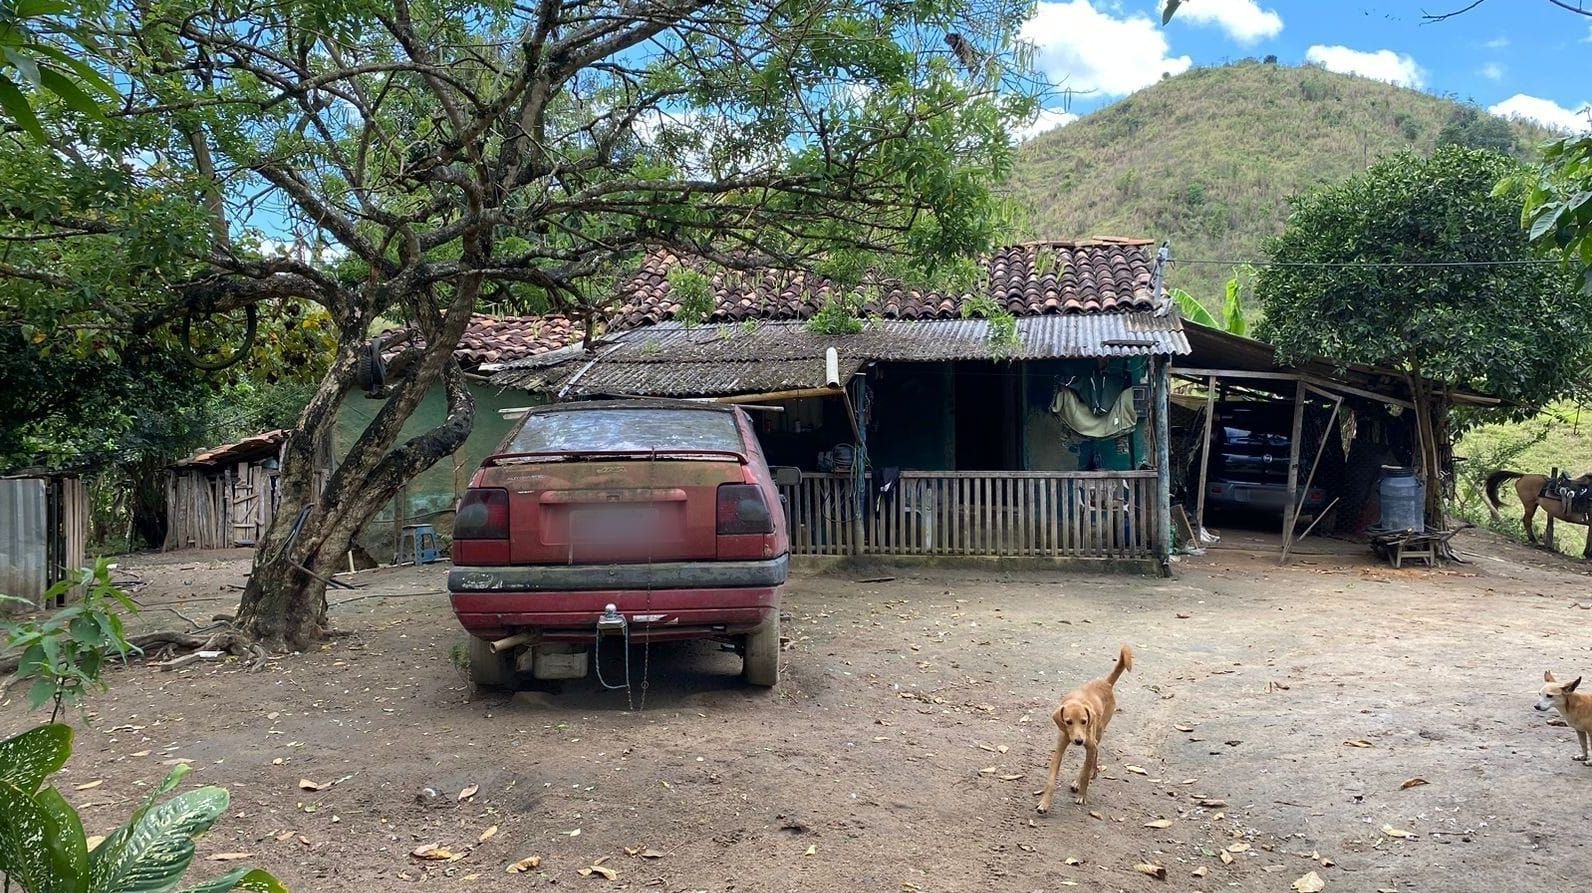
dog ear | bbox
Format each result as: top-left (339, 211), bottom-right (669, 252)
top-left (1546, 670), bottom-right (1557, 682)
top-left (1567, 677), bottom-right (1582, 693)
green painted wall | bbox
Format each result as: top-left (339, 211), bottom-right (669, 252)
top-left (336, 381), bottom-right (538, 558)
top-left (1023, 358), bottom-right (1150, 472)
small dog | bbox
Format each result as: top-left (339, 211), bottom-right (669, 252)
top-left (1037, 644), bottom-right (1132, 812)
top-left (1537, 670), bottom-right (1592, 763)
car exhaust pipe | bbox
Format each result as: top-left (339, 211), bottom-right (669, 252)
top-left (489, 631), bottom-right (534, 653)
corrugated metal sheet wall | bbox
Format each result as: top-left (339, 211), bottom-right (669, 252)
top-left (0, 477), bottom-right (48, 603)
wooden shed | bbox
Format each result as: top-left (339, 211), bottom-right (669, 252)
top-left (163, 430), bottom-right (291, 550)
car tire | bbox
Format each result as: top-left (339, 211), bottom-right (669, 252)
top-left (466, 635), bottom-right (516, 690)
top-left (741, 614), bottom-right (780, 687)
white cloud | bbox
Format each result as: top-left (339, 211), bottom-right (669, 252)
top-left (1484, 36), bottom-right (1509, 49)
top-left (1488, 93), bottom-right (1592, 133)
top-left (1304, 45), bottom-right (1425, 88)
top-left (1479, 62), bottom-right (1505, 81)
top-left (1161, 0), bottom-right (1282, 44)
top-left (1014, 107), bottom-right (1080, 141)
top-left (1022, 1), bottom-right (1193, 97)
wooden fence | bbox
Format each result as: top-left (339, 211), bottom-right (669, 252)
top-left (779, 470), bottom-right (1161, 560)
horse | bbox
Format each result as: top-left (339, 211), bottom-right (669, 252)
top-left (1485, 469), bottom-right (1592, 558)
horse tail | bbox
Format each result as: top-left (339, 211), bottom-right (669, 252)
top-left (1485, 470), bottom-right (1523, 514)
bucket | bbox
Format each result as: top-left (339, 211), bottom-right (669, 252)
top-left (1377, 466), bottom-right (1424, 533)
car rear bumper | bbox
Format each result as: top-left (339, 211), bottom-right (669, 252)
top-left (448, 557), bottom-right (786, 642)
top-left (1206, 482), bottom-right (1325, 512)
top-left (447, 554), bottom-right (787, 593)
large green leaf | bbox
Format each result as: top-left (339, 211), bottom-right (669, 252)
top-left (90, 785), bottom-right (229, 893)
top-left (0, 70), bottom-right (45, 139)
top-left (176, 868), bottom-right (289, 893)
top-left (0, 778), bottom-right (87, 893)
top-left (1222, 275), bottom-right (1248, 337)
top-left (0, 724), bottom-right (73, 794)
top-left (1169, 287), bottom-right (1220, 329)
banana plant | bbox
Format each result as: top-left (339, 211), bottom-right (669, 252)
top-left (0, 725), bottom-right (287, 893)
top-left (1170, 266), bottom-right (1254, 336)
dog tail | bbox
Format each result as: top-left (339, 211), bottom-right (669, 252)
top-left (1484, 470), bottom-right (1522, 518)
top-left (1107, 644), bottom-right (1133, 684)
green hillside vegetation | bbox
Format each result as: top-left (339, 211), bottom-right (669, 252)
top-left (1008, 61), bottom-right (1555, 308)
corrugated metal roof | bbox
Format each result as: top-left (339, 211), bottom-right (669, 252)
top-left (493, 314), bottom-right (1187, 397)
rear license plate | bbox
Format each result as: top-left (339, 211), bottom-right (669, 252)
top-left (570, 505), bottom-right (659, 544)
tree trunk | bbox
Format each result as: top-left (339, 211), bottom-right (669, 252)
top-left (1405, 370), bottom-right (1446, 528)
top-left (235, 284), bottom-right (480, 651)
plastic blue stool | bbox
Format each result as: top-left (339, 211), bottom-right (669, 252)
top-left (398, 524), bottom-right (440, 565)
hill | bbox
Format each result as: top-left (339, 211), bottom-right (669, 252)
top-left (1007, 62), bottom-right (1555, 307)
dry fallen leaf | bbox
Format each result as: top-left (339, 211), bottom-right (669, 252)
top-left (1195, 798), bottom-right (1228, 808)
top-left (1125, 766), bottom-right (1148, 775)
top-left (457, 784), bottom-right (479, 801)
top-left (85, 835), bottom-right (105, 852)
top-left (1174, 723), bottom-right (1194, 733)
top-left (624, 847), bottom-right (642, 857)
top-left (578, 864), bottom-right (617, 881)
top-left (1343, 739), bottom-right (1374, 748)
top-left (478, 826), bottom-right (498, 843)
top-left (1399, 778), bottom-right (1429, 790)
top-left (1144, 819), bottom-right (1172, 829)
top-left (1220, 851), bottom-right (1234, 865)
top-left (998, 774), bottom-right (1023, 781)
top-left (1064, 857), bottom-right (1084, 866)
top-left (411, 844), bottom-right (458, 861)
top-left (803, 845), bottom-right (817, 857)
top-left (1132, 863), bottom-right (1167, 879)
top-left (297, 779), bottom-right (326, 792)
top-left (506, 856), bottom-right (542, 873)
top-left (977, 744), bottom-right (997, 752)
top-left (1088, 810), bottom-right (1104, 820)
top-left (640, 849), bottom-right (665, 859)
top-left (1381, 825), bottom-right (1415, 839)
top-left (978, 766), bottom-right (997, 775)
top-left (1292, 870), bottom-right (1326, 892)
top-left (1191, 866), bottom-right (1208, 878)
top-left (274, 831), bottom-right (295, 843)
top-left (1226, 842), bottom-right (1250, 853)
top-left (208, 853), bottom-right (254, 862)
top-left (73, 780), bottom-right (103, 791)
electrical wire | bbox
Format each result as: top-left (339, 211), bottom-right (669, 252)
top-left (1172, 257), bottom-right (1562, 269)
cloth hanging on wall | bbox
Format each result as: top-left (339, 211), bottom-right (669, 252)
top-left (1051, 386), bottom-right (1137, 439)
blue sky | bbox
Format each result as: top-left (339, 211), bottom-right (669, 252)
top-left (1018, 0), bottom-right (1592, 138)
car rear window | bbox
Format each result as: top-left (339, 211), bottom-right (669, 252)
top-left (509, 407), bottom-right (744, 454)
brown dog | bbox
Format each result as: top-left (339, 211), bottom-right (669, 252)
top-left (1037, 644), bottom-right (1132, 812)
top-left (1537, 671), bottom-right (1592, 763)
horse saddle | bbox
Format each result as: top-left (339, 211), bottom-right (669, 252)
top-left (1544, 473), bottom-right (1592, 515)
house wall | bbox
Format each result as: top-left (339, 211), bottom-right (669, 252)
top-left (336, 380), bottom-right (536, 560)
top-left (1022, 357), bottom-right (1150, 472)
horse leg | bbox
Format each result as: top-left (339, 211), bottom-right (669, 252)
top-left (1546, 513), bottom-right (1557, 551)
top-left (1523, 500), bottom-right (1537, 545)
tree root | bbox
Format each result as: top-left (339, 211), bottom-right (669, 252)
top-left (0, 626), bottom-right (271, 680)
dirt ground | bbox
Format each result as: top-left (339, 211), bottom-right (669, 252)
top-left (5, 529), bottom-right (1592, 892)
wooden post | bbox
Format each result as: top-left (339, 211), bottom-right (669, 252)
top-left (1282, 390), bottom-right (1342, 563)
top-left (1280, 379), bottom-right (1306, 564)
top-left (1194, 374), bottom-right (1217, 539)
top-left (392, 485), bottom-right (408, 564)
top-left (1155, 358), bottom-right (1173, 569)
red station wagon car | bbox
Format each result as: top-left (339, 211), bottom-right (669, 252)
top-left (448, 400), bottom-right (791, 689)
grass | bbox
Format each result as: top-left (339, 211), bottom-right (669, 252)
top-left (1006, 61), bottom-right (1554, 312)
top-left (1455, 403), bottom-right (1592, 558)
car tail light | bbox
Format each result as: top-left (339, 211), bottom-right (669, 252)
top-left (717, 483), bottom-right (773, 535)
top-left (455, 488), bottom-right (509, 539)
top-left (1308, 488), bottom-right (1325, 503)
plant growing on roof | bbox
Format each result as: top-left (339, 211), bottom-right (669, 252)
top-left (805, 291), bottom-right (865, 336)
top-left (961, 295), bottom-right (1019, 359)
top-left (667, 267), bottom-right (716, 327)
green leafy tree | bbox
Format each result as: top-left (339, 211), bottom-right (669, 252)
top-left (1514, 133), bottom-right (1592, 295)
top-left (1436, 105), bottom-right (1517, 155)
top-left (1255, 146), bottom-right (1592, 521)
top-left (0, 0), bottom-right (116, 139)
top-left (0, 0), bottom-right (1040, 649)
